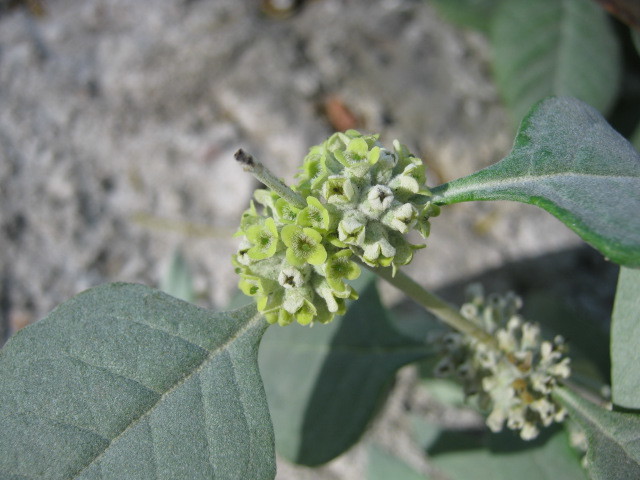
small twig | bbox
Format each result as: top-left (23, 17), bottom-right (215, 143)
top-left (234, 149), bottom-right (307, 208)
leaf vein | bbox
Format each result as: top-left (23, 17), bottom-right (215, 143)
top-left (9, 411), bottom-right (111, 445)
top-left (122, 317), bottom-right (212, 354)
top-left (71, 310), bottom-right (263, 479)
top-left (63, 352), bottom-right (164, 396)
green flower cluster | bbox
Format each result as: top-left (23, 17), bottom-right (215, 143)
top-left (233, 130), bottom-right (438, 326)
top-left (434, 285), bottom-right (570, 440)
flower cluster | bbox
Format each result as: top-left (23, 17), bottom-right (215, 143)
top-left (433, 285), bottom-right (570, 440)
top-left (233, 130), bottom-right (438, 326)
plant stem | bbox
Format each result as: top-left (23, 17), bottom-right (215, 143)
top-left (234, 149), bottom-right (307, 209)
top-left (365, 264), bottom-right (498, 349)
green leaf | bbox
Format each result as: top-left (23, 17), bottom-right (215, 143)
top-left (412, 417), bottom-right (587, 480)
top-left (555, 387), bottom-right (640, 480)
top-left (428, 0), bottom-right (500, 33)
top-left (367, 444), bottom-right (426, 480)
top-left (259, 274), bottom-right (433, 466)
top-left (160, 248), bottom-right (195, 303)
top-left (0, 283), bottom-right (275, 480)
top-left (491, 0), bottom-right (621, 124)
top-left (431, 96), bottom-right (640, 267)
top-left (632, 121), bottom-right (640, 151)
top-left (611, 267), bottom-right (640, 409)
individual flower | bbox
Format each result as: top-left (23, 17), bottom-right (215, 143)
top-left (245, 217), bottom-right (279, 260)
top-left (297, 196), bottom-right (331, 232)
top-left (236, 200), bottom-right (260, 234)
top-left (278, 266), bottom-right (305, 288)
top-left (314, 279), bottom-right (353, 314)
top-left (388, 172), bottom-right (420, 200)
top-left (361, 222), bottom-right (395, 267)
top-left (322, 175), bottom-right (356, 204)
top-left (324, 250), bottom-right (361, 293)
top-left (366, 185), bottom-right (394, 212)
top-left (281, 224), bottom-right (327, 267)
top-left (337, 212), bottom-right (367, 246)
top-left (281, 287), bottom-right (317, 326)
top-left (235, 238), bottom-right (253, 266)
top-left (381, 203), bottom-right (418, 234)
top-left (333, 136), bottom-right (377, 177)
top-left (275, 198), bottom-right (300, 224)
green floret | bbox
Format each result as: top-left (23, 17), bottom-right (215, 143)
top-left (297, 196), bottom-right (331, 232)
top-left (245, 217), bottom-right (279, 260)
top-left (281, 224), bottom-right (327, 267)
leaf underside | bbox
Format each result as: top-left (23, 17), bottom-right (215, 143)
top-left (432, 96), bottom-right (640, 267)
top-left (0, 283), bottom-right (274, 480)
top-left (259, 274), bottom-right (433, 466)
top-left (555, 387), bottom-right (640, 480)
top-left (492, 0), bottom-right (620, 124)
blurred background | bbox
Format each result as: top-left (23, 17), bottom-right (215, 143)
top-left (1, 0), bottom-right (634, 477)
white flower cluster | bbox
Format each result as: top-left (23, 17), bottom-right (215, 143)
top-left (434, 285), bottom-right (570, 440)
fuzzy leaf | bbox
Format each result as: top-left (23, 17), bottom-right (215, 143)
top-left (259, 274), bottom-right (433, 466)
top-left (555, 387), bottom-right (640, 480)
top-left (432, 97), bottom-right (640, 267)
top-left (491, 0), bottom-right (620, 124)
top-left (611, 267), bottom-right (640, 409)
top-left (0, 283), bottom-right (275, 479)
top-left (416, 420), bottom-right (587, 480)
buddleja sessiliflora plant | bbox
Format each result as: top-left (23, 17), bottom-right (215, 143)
top-left (1, 97), bottom-right (640, 480)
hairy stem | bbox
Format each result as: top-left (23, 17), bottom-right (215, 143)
top-left (235, 149), bottom-right (307, 208)
top-left (365, 264), bottom-right (498, 349)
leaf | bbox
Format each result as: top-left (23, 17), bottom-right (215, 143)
top-left (611, 267), bottom-right (640, 409)
top-left (491, 0), bottom-right (621, 124)
top-left (0, 283), bottom-right (275, 480)
top-left (428, 0), bottom-right (500, 33)
top-left (259, 274), bottom-right (433, 466)
top-left (555, 387), bottom-right (640, 480)
top-left (160, 248), bottom-right (195, 303)
top-left (412, 416), bottom-right (587, 480)
top-left (431, 96), bottom-right (640, 267)
top-left (632, 120), bottom-right (640, 151)
top-left (367, 444), bottom-right (426, 480)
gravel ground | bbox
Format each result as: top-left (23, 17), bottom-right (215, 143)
top-left (0, 1), bottom-right (617, 478)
